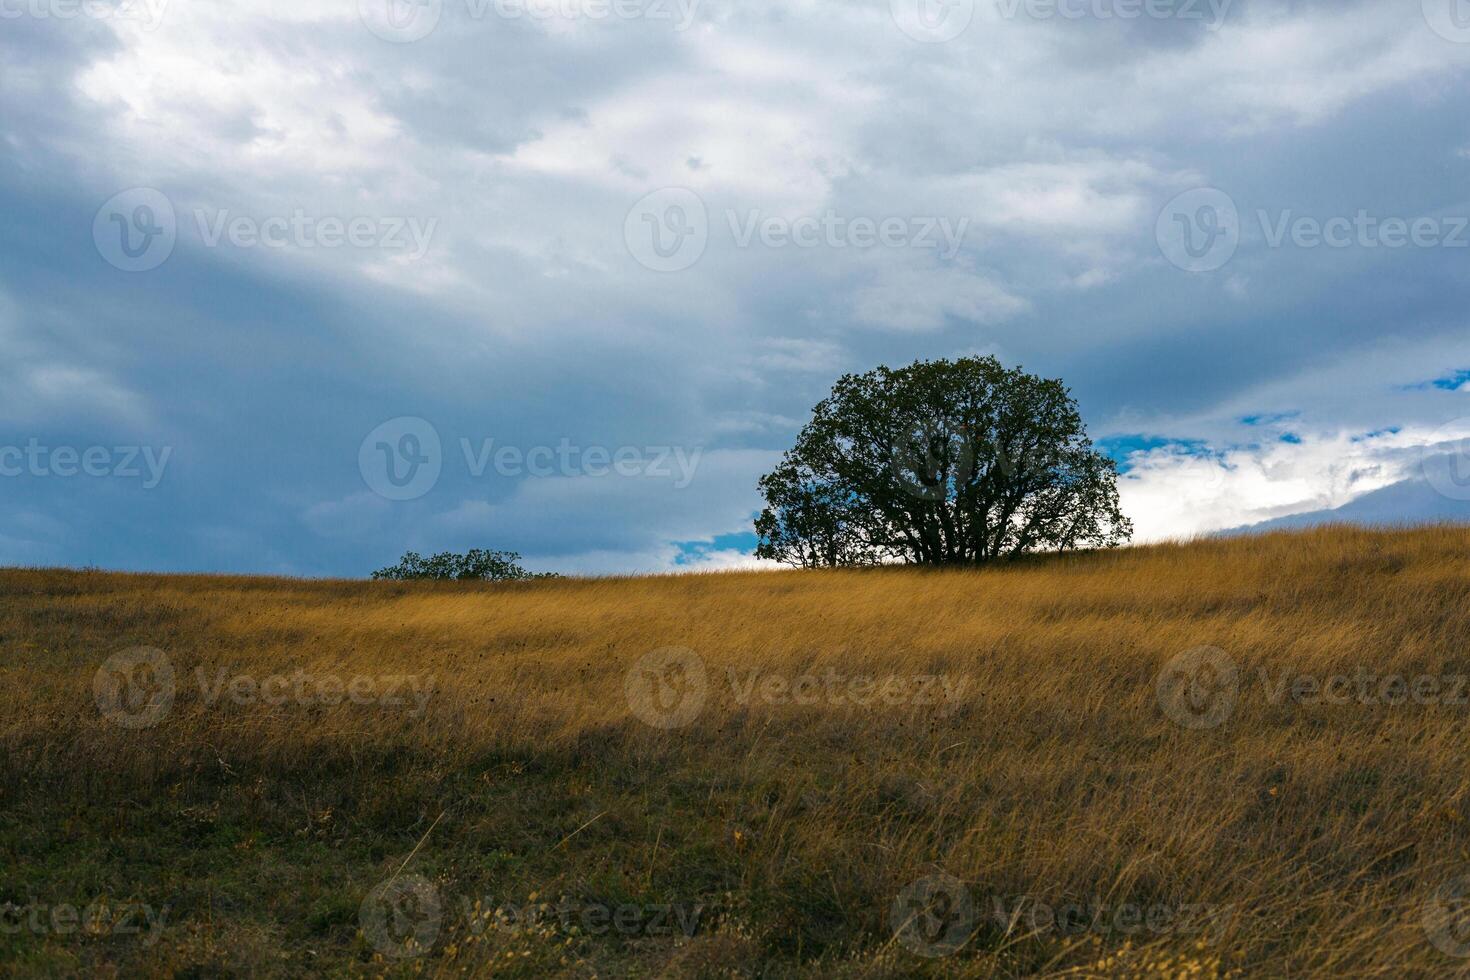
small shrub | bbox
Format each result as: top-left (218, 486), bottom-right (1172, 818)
top-left (370, 549), bottom-right (556, 582)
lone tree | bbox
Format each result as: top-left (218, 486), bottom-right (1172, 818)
top-left (754, 356), bottom-right (1131, 567)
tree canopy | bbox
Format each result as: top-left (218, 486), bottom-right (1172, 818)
top-left (754, 356), bottom-right (1131, 567)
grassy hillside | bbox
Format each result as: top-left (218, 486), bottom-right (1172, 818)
top-left (4, 526), bottom-right (1470, 977)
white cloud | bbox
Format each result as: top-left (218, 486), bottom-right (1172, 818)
top-left (1119, 421), bottom-right (1470, 542)
top-left (530, 543), bottom-right (772, 577)
top-left (750, 337), bottom-right (847, 373)
top-left (851, 261), bottom-right (1029, 332)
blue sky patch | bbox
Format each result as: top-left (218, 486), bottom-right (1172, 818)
top-left (1240, 412), bottom-right (1300, 427)
top-left (1401, 370), bottom-right (1470, 392)
top-left (674, 531), bottom-right (760, 565)
top-left (1098, 435), bottom-right (1215, 472)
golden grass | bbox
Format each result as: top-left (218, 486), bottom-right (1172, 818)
top-left (4, 524), bottom-right (1470, 976)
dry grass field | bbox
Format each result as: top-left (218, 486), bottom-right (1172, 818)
top-left (4, 525), bottom-right (1470, 977)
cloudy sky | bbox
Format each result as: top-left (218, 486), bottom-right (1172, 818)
top-left (3, 0), bottom-right (1470, 576)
